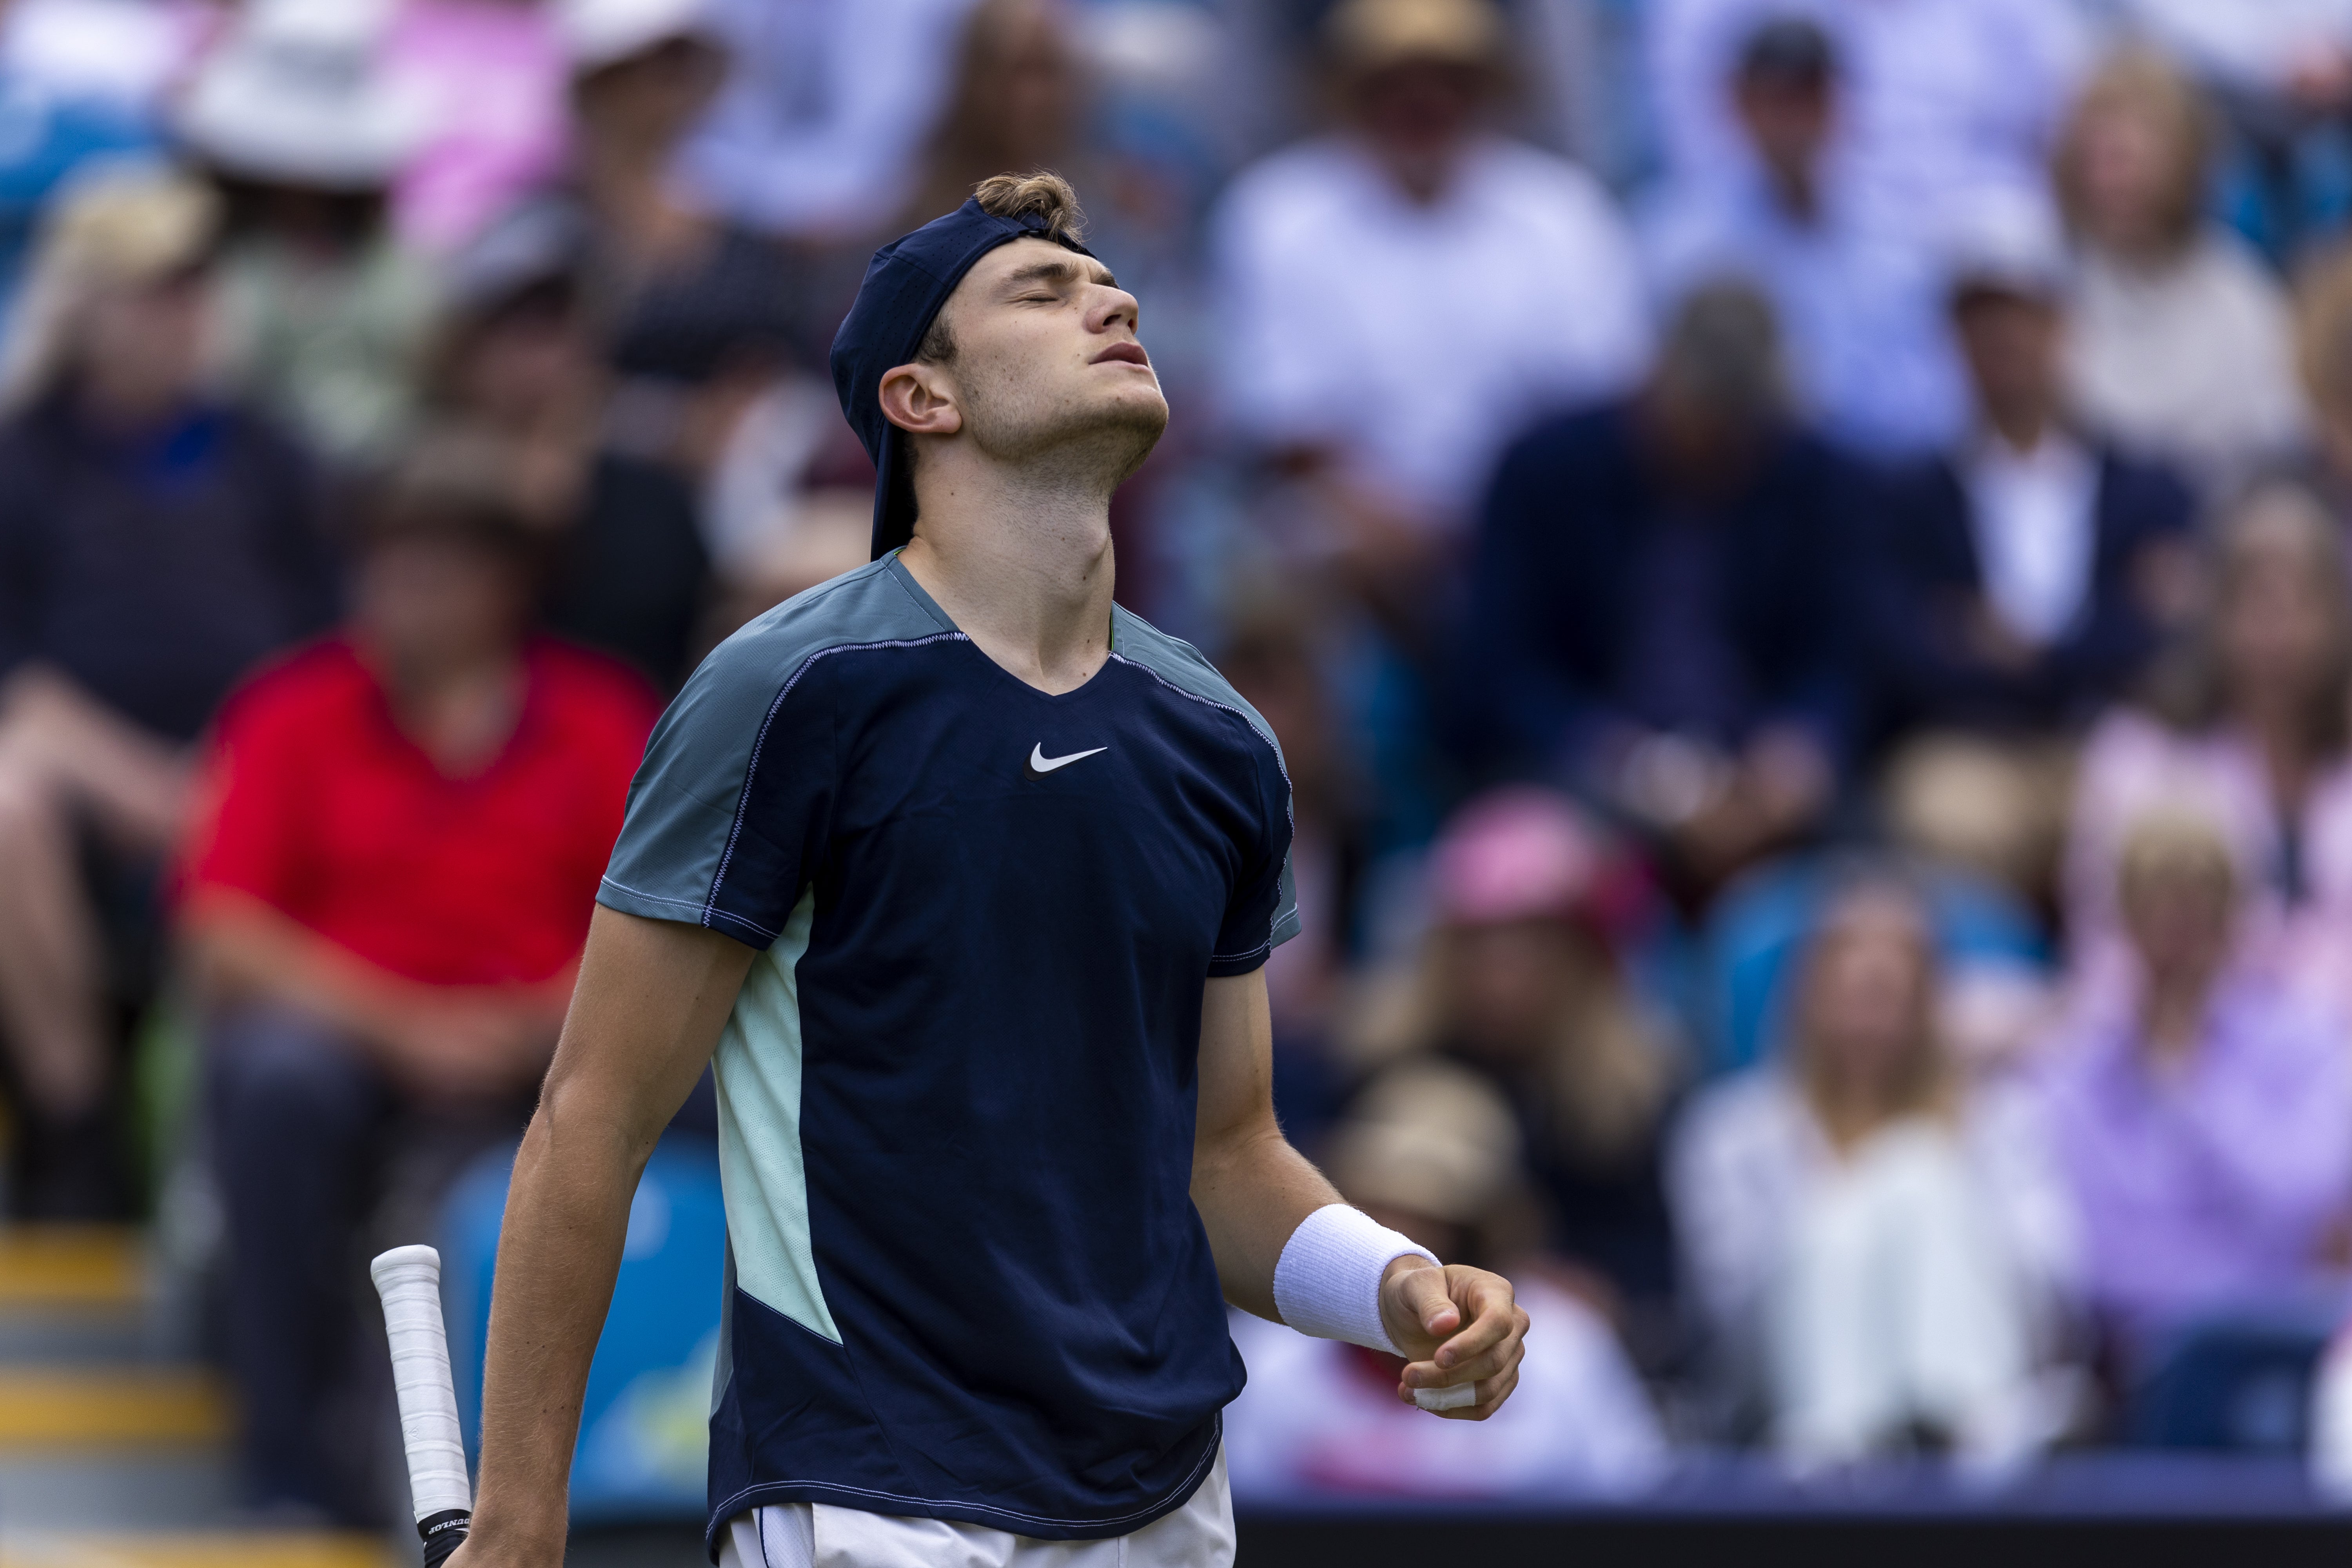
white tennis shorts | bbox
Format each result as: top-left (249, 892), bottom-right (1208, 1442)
top-left (717, 1445), bottom-right (1234, 1568)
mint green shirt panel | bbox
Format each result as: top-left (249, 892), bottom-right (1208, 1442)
top-left (711, 886), bottom-right (840, 1342)
top-left (1105, 604), bottom-right (1304, 953)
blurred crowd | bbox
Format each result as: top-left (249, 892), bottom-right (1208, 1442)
top-left (13, 0), bottom-right (2352, 1528)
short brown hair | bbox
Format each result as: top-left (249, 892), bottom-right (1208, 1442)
top-left (915, 171), bottom-right (1089, 368)
top-left (971, 169), bottom-right (1086, 243)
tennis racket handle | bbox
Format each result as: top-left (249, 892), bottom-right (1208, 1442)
top-left (370, 1244), bottom-right (475, 1552)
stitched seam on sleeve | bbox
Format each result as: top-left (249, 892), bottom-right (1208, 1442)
top-left (599, 876), bottom-right (722, 916)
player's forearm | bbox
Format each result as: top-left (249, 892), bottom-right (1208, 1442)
top-left (465, 1087), bottom-right (648, 1557)
top-left (462, 910), bottom-right (753, 1561)
top-left (1191, 1123), bottom-right (1341, 1321)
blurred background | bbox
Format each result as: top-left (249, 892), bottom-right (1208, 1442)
top-left (15, 0), bottom-right (2352, 1561)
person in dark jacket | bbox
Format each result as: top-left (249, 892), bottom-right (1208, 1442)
top-left (1455, 281), bottom-right (1858, 891)
top-left (1865, 191), bottom-right (2196, 900)
top-left (0, 167), bottom-right (334, 1215)
top-left (1867, 195), bottom-right (2197, 740)
top-left (1871, 455), bottom-right (2193, 736)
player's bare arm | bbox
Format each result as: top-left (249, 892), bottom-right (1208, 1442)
top-left (450, 907), bottom-right (754, 1567)
top-left (1191, 968), bottom-right (1529, 1419)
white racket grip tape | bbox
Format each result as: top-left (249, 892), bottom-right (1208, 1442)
top-left (370, 1245), bottom-right (474, 1520)
top-left (1413, 1382), bottom-right (1479, 1412)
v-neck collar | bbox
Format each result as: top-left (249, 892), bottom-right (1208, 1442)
top-left (880, 549), bottom-right (1124, 699)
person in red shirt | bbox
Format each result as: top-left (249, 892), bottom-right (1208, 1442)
top-left (176, 438), bottom-right (658, 1521)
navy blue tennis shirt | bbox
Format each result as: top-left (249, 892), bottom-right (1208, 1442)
top-left (596, 556), bottom-right (1299, 1548)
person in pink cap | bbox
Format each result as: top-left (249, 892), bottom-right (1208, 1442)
top-left (1347, 787), bottom-right (1682, 1368)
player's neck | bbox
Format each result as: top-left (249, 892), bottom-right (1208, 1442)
top-left (898, 467), bottom-right (1117, 698)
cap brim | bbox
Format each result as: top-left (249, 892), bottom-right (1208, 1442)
top-left (869, 423), bottom-right (917, 560)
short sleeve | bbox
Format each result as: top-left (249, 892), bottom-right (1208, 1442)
top-left (598, 641), bottom-right (835, 950)
top-left (1207, 739), bottom-right (1301, 978)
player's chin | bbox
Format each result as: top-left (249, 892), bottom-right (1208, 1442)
top-left (1085, 391), bottom-right (1170, 475)
top-left (1096, 379), bottom-right (1169, 428)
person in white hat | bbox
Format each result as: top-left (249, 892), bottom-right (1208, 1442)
top-left (1209, 0), bottom-right (1649, 613)
top-left (177, 0), bottom-right (440, 466)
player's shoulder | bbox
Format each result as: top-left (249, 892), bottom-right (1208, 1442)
top-left (1109, 606), bottom-right (1283, 764)
top-left (670, 556), bottom-right (952, 724)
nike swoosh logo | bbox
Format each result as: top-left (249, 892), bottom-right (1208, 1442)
top-left (1026, 743), bottom-right (1107, 778)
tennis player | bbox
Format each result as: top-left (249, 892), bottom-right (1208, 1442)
top-left (450, 172), bottom-right (1527, 1568)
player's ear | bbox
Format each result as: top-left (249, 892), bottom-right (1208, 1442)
top-left (879, 361), bottom-right (963, 439)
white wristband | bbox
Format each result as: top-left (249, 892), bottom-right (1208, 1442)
top-left (1270, 1203), bottom-right (1440, 1356)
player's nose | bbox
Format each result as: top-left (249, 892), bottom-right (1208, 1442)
top-left (1087, 284), bottom-right (1141, 339)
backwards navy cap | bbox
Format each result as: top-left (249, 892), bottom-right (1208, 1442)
top-left (831, 196), bottom-right (1096, 560)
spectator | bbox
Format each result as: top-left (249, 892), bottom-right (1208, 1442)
top-left (454, 0), bottom-right (822, 684)
top-left (2064, 479), bottom-right (2352, 1016)
top-left (0, 164), bottom-right (334, 1216)
top-left (1454, 283), bottom-right (1852, 890)
top-left (1223, 1058), bottom-right (1667, 1498)
top-left (383, 0), bottom-right (571, 255)
top-left (901, 0), bottom-right (1080, 234)
top-left (176, 440), bottom-right (658, 1521)
top-left (2293, 237), bottom-right (2352, 514)
top-left (2036, 811), bottom-right (2352, 1353)
top-left (421, 236), bottom-right (709, 690)
top-left (539, 0), bottom-right (803, 363)
top-left (2114, 0), bottom-right (2352, 264)
top-left (1345, 789), bottom-right (1682, 1365)
top-left (1648, 0), bottom-right (2089, 235)
top-left (677, 0), bottom-right (982, 241)
top-left (1869, 191), bottom-right (2197, 897)
top-left (1210, 0), bottom-right (1648, 564)
top-left (540, 3), bottom-right (886, 637)
top-left (1671, 878), bottom-right (2069, 1461)
top-left (2055, 47), bottom-right (2307, 501)
top-left (422, 240), bottom-right (606, 532)
top-left (176, 0), bottom-right (441, 469)
top-left (1642, 17), bottom-right (1965, 459)
top-left (0, 0), bottom-right (213, 338)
